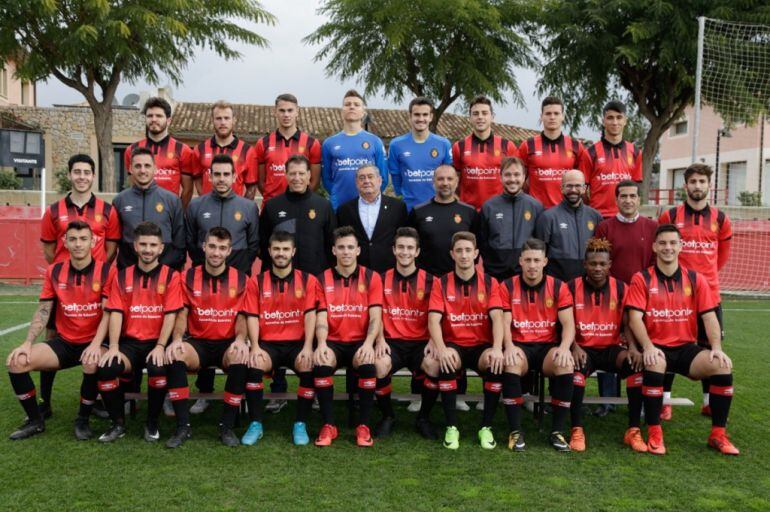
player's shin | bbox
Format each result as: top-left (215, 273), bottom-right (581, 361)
top-left (625, 372), bottom-right (643, 429)
top-left (708, 373), bottom-right (733, 428)
top-left (97, 359), bottom-right (126, 423)
top-left (642, 371), bottom-right (665, 426)
top-left (296, 372), bottom-right (315, 423)
top-left (502, 372), bottom-right (523, 431)
top-left (146, 363), bottom-right (167, 429)
top-left (481, 372), bottom-right (502, 427)
top-left (375, 375), bottom-right (394, 418)
top-left (221, 363), bottom-right (247, 429)
top-left (245, 368), bottom-right (265, 422)
top-left (570, 372), bottom-right (586, 428)
top-left (550, 374), bottom-right (573, 433)
top-left (10, 372), bottom-right (42, 422)
top-left (78, 372), bottom-right (99, 419)
top-left (314, 366), bottom-right (335, 425)
top-left (166, 361), bottom-right (191, 427)
top-left (357, 364), bottom-right (376, 426)
top-left (438, 370), bottom-right (458, 426)
top-left (419, 377), bottom-right (439, 419)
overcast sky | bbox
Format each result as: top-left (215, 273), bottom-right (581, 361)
top-left (37, 0), bottom-right (595, 138)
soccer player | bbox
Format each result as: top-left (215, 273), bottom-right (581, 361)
top-left (113, 147), bottom-right (186, 271)
top-left (186, 153), bottom-right (259, 275)
top-left (567, 237), bottom-right (645, 452)
top-left (241, 231), bottom-right (320, 446)
top-left (96, 222), bottom-right (183, 442)
top-left (409, 165), bottom-right (479, 277)
top-left (658, 163), bottom-right (732, 419)
top-left (7, 220), bottom-right (113, 440)
top-left (534, 170), bottom-right (603, 282)
top-left (626, 224), bottom-right (739, 455)
top-left (388, 97), bottom-right (453, 211)
top-left (321, 89), bottom-right (388, 210)
top-left (426, 232), bottom-right (505, 450)
top-left (478, 156), bottom-right (544, 280)
top-left (373, 227), bottom-right (438, 438)
top-left (452, 95), bottom-right (518, 210)
top-left (191, 100), bottom-right (257, 198)
top-left (125, 97), bottom-right (195, 208)
top-left (519, 96), bottom-right (587, 208)
top-left (312, 226), bottom-right (383, 447)
top-left (498, 238), bottom-right (575, 452)
top-left (163, 227), bottom-right (252, 448)
top-left (580, 101), bottom-right (642, 218)
top-left (253, 93), bottom-right (322, 204)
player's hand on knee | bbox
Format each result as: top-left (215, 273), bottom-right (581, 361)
top-left (99, 347), bottom-right (121, 367)
top-left (81, 344), bottom-right (102, 366)
top-left (7, 344), bottom-right (31, 368)
top-left (710, 349), bottom-right (733, 369)
top-left (147, 345), bottom-right (166, 367)
top-left (438, 347), bottom-right (457, 373)
top-left (643, 347), bottom-right (663, 367)
top-left (488, 347), bottom-right (504, 374)
top-left (424, 341), bottom-right (437, 360)
top-left (248, 347), bottom-right (269, 369)
top-left (297, 347), bottom-right (314, 368)
top-left (375, 341), bottom-right (390, 359)
top-left (229, 339), bottom-right (249, 365)
top-left (166, 340), bottom-right (185, 363)
top-left (314, 345), bottom-right (332, 366)
top-left (572, 345), bottom-right (587, 371)
top-left (357, 344), bottom-right (375, 365)
top-left (503, 343), bottom-right (518, 367)
top-left (627, 346), bottom-right (644, 372)
top-left (552, 347), bottom-right (574, 369)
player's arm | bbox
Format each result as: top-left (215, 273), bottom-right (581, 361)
top-left (374, 321), bottom-right (389, 358)
top-left (553, 307), bottom-right (575, 367)
top-left (488, 308), bottom-right (505, 374)
top-left (100, 310), bottom-right (123, 367)
top-left (309, 163), bottom-right (321, 191)
top-left (105, 241), bottom-right (118, 263)
top-left (181, 174), bottom-right (194, 209)
top-left (81, 303), bottom-right (110, 365)
top-left (428, 311), bottom-right (456, 372)
top-left (228, 314), bottom-right (250, 364)
top-left (245, 184), bottom-right (258, 201)
top-left (313, 310), bottom-right (333, 366)
top-left (627, 309), bottom-right (664, 366)
top-left (42, 242), bottom-right (56, 264)
top-left (166, 307), bottom-right (189, 362)
top-left (299, 309), bottom-right (317, 365)
top-left (702, 310), bottom-right (732, 368)
top-left (6, 301), bottom-right (53, 367)
top-left (358, 306), bottom-right (382, 364)
top-left (257, 163), bottom-right (267, 195)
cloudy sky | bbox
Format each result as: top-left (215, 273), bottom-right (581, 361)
top-left (37, 1), bottom-right (595, 138)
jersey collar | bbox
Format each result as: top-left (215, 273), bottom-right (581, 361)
top-left (684, 201), bottom-right (710, 216)
top-left (146, 134), bottom-right (171, 149)
top-left (541, 131), bottom-right (564, 144)
top-left (520, 275), bottom-right (546, 292)
top-left (471, 131), bottom-right (495, 145)
top-left (203, 265), bottom-right (230, 281)
top-left (582, 275), bottom-right (610, 294)
top-left (394, 268), bottom-right (418, 282)
top-left (135, 263), bottom-right (162, 277)
top-left (453, 271), bottom-right (477, 285)
top-left (275, 129), bottom-right (301, 143)
top-left (69, 258), bottom-right (95, 275)
top-left (600, 136), bottom-right (624, 149)
top-left (269, 268), bottom-right (295, 283)
top-left (210, 135), bottom-right (240, 150)
top-left (65, 192), bottom-right (96, 210)
top-left (654, 265), bottom-right (682, 283)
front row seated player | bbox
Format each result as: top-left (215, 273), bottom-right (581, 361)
top-left (313, 225), bottom-right (383, 447)
top-left (95, 222), bottom-right (183, 443)
top-left (7, 220), bottom-right (114, 440)
top-left (626, 224), bottom-right (739, 455)
top-left (426, 231), bottom-right (506, 450)
top-left (498, 238), bottom-right (576, 452)
top-left (241, 231), bottom-right (319, 446)
top-left (373, 227), bottom-right (439, 439)
top-left (567, 237), bottom-right (645, 453)
top-left (164, 226), bottom-right (253, 448)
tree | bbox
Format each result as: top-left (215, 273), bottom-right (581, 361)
top-left (0, 1), bottom-right (275, 192)
top-left (531, 0), bottom-right (770, 200)
top-left (304, 0), bottom-right (535, 131)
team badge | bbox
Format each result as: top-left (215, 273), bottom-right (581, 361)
top-left (94, 214), bottom-right (102, 223)
top-left (524, 210), bottom-right (532, 221)
top-left (229, 287), bottom-right (237, 298)
top-left (362, 141), bottom-right (370, 150)
top-left (545, 297), bottom-right (554, 308)
top-left (477, 292), bottom-right (486, 302)
top-left (234, 211), bottom-right (243, 221)
top-left (609, 299), bottom-right (617, 310)
top-left (587, 221), bottom-right (595, 230)
top-left (454, 214), bottom-right (462, 224)
top-left (431, 148), bottom-right (439, 158)
top-left (308, 209), bottom-right (316, 219)
top-left (295, 287), bottom-right (303, 299)
top-left (233, 154), bottom-right (239, 162)
top-left (92, 281), bottom-right (101, 293)
top-left (627, 155), bottom-right (633, 165)
top-left (494, 149), bottom-right (501, 156)
top-left (684, 285), bottom-right (692, 296)
top-left (358, 283), bottom-right (366, 293)
top-left (155, 202), bottom-right (164, 213)
top-left (157, 283), bottom-right (166, 294)
top-left (711, 222), bottom-right (718, 232)
top-left (298, 146), bottom-right (306, 153)
top-left (167, 152), bottom-right (174, 159)
top-left (417, 289), bottom-right (425, 300)
top-left (566, 150), bottom-right (573, 158)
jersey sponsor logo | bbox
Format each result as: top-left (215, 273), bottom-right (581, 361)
top-left (195, 307), bottom-right (237, 318)
top-left (404, 168), bottom-right (434, 179)
top-left (448, 312), bottom-right (486, 323)
top-left (464, 166), bottom-right (498, 177)
top-left (328, 303), bottom-right (366, 314)
top-left (234, 211), bottom-right (242, 221)
top-left (648, 307), bottom-right (693, 319)
top-left (268, 163), bottom-right (285, 173)
top-left (334, 157), bottom-right (372, 168)
top-left (597, 171), bottom-right (632, 182)
top-left (512, 318), bottom-right (555, 329)
top-left (454, 214), bottom-right (462, 224)
top-left (155, 202), bottom-right (164, 213)
top-left (129, 304), bottom-right (164, 314)
top-left (155, 167), bottom-right (176, 177)
top-left (61, 302), bottom-right (101, 314)
top-left (534, 168), bottom-right (567, 179)
top-left (309, 209), bottom-right (316, 219)
top-left (431, 148), bottom-right (439, 158)
top-left (559, 222), bottom-right (568, 229)
top-left (681, 239), bottom-right (717, 251)
top-left (262, 309), bottom-right (302, 321)
top-left (123, 205), bottom-right (133, 212)
top-left (577, 321), bottom-right (617, 332)
top-left (403, 151), bottom-right (412, 157)
top-left (384, 306), bottom-right (425, 319)
top-left (524, 210), bottom-right (532, 221)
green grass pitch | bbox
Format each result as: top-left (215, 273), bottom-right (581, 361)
top-left (0, 296), bottom-right (768, 511)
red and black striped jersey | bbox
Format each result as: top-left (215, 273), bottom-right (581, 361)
top-left (191, 136), bottom-right (256, 196)
top-left (40, 259), bottom-right (115, 344)
top-left (580, 138), bottom-right (642, 217)
top-left (519, 133), bottom-right (586, 208)
top-left (182, 265), bottom-right (251, 341)
top-left (40, 194), bottom-right (121, 263)
top-left (252, 130), bottom-right (322, 205)
top-left (381, 268), bottom-right (434, 342)
top-left (316, 266), bottom-right (383, 343)
top-left (569, 276), bottom-right (626, 348)
top-left (625, 266), bottom-right (718, 347)
top-left (241, 269), bottom-right (320, 343)
top-left (658, 204), bottom-right (732, 300)
top-left (124, 136), bottom-right (194, 195)
top-left (452, 133), bottom-right (518, 210)
top-left (105, 264), bottom-right (183, 342)
top-left (499, 274), bottom-right (572, 343)
top-left (429, 271), bottom-right (503, 347)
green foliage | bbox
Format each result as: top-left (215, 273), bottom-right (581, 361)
top-left (738, 191), bottom-right (762, 206)
top-left (54, 168), bottom-right (72, 194)
top-left (304, 0), bottom-right (536, 128)
top-left (0, 168), bottom-right (22, 190)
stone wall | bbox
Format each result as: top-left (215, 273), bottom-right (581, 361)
top-left (0, 104), bottom-right (144, 192)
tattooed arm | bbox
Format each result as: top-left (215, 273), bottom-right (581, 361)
top-left (24, 301), bottom-right (53, 345)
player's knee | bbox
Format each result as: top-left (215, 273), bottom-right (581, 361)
top-left (374, 358), bottom-right (391, 378)
top-left (82, 362), bottom-right (98, 374)
top-left (294, 357), bottom-right (312, 373)
top-left (421, 359), bottom-right (438, 377)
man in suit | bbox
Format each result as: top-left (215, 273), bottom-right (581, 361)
top-left (337, 164), bottom-right (409, 273)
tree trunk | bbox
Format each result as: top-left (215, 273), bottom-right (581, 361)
top-left (641, 120), bottom-right (664, 204)
top-left (92, 102), bottom-right (116, 192)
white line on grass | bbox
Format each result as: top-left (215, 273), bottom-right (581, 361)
top-left (0, 301), bottom-right (38, 304)
top-left (0, 322), bottom-right (31, 336)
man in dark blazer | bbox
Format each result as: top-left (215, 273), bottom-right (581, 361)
top-left (337, 164), bottom-right (408, 272)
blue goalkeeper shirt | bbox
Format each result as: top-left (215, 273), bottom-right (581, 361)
top-left (322, 130), bottom-right (387, 210)
top-left (388, 132), bottom-right (453, 211)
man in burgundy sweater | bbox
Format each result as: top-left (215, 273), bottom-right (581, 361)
top-left (592, 180), bottom-right (657, 414)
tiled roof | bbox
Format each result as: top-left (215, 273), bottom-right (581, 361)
top-left (169, 102), bottom-right (539, 144)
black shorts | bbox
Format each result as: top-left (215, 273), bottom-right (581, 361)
top-left (188, 338), bottom-right (234, 369)
top-left (445, 342), bottom-right (487, 373)
top-left (387, 339), bottom-right (427, 373)
top-left (119, 338), bottom-right (156, 370)
top-left (514, 342), bottom-right (555, 372)
top-left (657, 343), bottom-right (707, 377)
top-left (697, 303), bottom-right (724, 345)
top-left (45, 336), bottom-right (87, 369)
top-left (327, 341), bottom-right (363, 368)
top-left (260, 341), bottom-right (303, 371)
top-left (578, 345), bottom-right (630, 378)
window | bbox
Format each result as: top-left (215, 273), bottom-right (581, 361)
top-left (671, 120), bottom-right (688, 136)
top-left (726, 161), bottom-right (746, 206)
top-left (0, 64), bottom-right (7, 98)
top-left (21, 82), bottom-right (31, 105)
top-left (99, 144), bottom-right (130, 192)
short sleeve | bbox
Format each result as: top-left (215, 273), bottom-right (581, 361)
top-left (624, 273), bottom-right (648, 312)
top-left (518, 140), bottom-right (530, 165)
top-left (719, 214), bottom-right (733, 242)
top-left (315, 278), bottom-right (328, 312)
top-left (557, 281), bottom-right (573, 310)
top-left (243, 145), bottom-right (258, 185)
top-left (632, 148), bottom-right (643, 181)
top-left (239, 277), bottom-right (260, 316)
top-left (368, 272), bottom-right (383, 307)
top-left (504, 139), bottom-right (519, 158)
top-left (657, 209), bottom-right (671, 225)
top-left (164, 271), bottom-right (185, 313)
top-left (101, 265), bottom-right (117, 299)
top-left (40, 266), bottom-right (56, 301)
top-left (498, 279), bottom-right (511, 312)
top-left (487, 277), bottom-right (503, 311)
top-left (308, 139), bottom-right (322, 165)
top-left (190, 145), bottom-right (203, 178)
top-left (428, 278), bottom-right (445, 315)
top-left (304, 274), bottom-right (320, 312)
top-left (105, 272), bottom-right (124, 313)
top-left (106, 205), bottom-right (122, 241)
top-left (451, 142), bottom-right (461, 172)
top-left (40, 207), bottom-right (57, 243)
top-left (180, 144), bottom-right (195, 176)
top-left (695, 273), bottom-right (718, 314)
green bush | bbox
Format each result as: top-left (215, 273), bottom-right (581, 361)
top-left (0, 168), bottom-right (22, 190)
top-left (54, 167), bottom-right (72, 193)
top-left (675, 187), bottom-right (687, 202)
top-left (738, 191), bottom-right (762, 206)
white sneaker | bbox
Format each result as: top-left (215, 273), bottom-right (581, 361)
top-left (523, 398), bottom-right (535, 413)
top-left (189, 398), bottom-right (209, 415)
top-left (163, 397), bottom-right (175, 417)
top-left (456, 400), bottom-right (470, 412)
top-left (475, 400), bottom-right (484, 411)
top-left (407, 400), bottom-right (422, 413)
